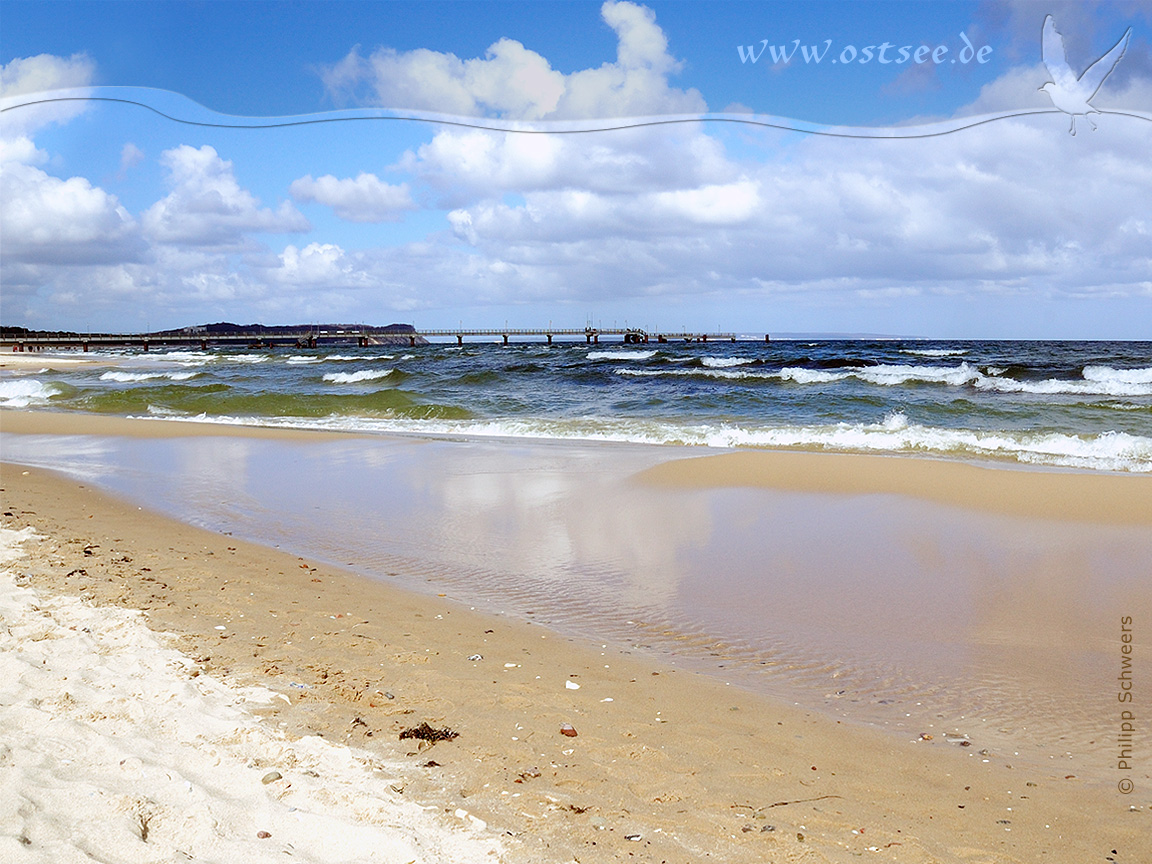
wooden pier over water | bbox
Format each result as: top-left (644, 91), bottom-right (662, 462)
top-left (5, 326), bottom-right (765, 351)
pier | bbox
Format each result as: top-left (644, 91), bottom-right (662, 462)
top-left (4, 326), bottom-right (765, 351)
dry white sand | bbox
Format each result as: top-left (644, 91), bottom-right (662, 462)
top-left (0, 526), bottom-right (503, 864)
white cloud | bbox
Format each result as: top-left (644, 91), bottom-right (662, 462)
top-left (289, 173), bottom-right (414, 222)
top-left (431, 114), bottom-right (1152, 305)
top-left (0, 53), bottom-right (96, 137)
top-left (0, 136), bottom-right (47, 166)
top-left (0, 160), bottom-right (138, 265)
top-left (955, 60), bottom-right (1152, 116)
top-left (142, 145), bottom-right (309, 247)
top-left (406, 123), bottom-right (733, 205)
top-left (320, 1), bottom-right (705, 120)
top-left (273, 242), bottom-right (372, 287)
top-left (119, 142), bottom-right (146, 174)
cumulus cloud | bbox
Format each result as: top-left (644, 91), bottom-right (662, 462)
top-left (0, 160), bottom-right (139, 265)
top-left (289, 173), bottom-right (415, 222)
top-left (0, 53), bottom-right (96, 137)
top-left (406, 123), bottom-right (733, 205)
top-left (432, 114), bottom-right (1152, 305)
top-left (273, 242), bottom-right (373, 287)
top-left (320, 1), bottom-right (705, 119)
top-left (142, 145), bottom-right (309, 247)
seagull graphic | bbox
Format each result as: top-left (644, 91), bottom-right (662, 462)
top-left (1039, 14), bottom-right (1131, 134)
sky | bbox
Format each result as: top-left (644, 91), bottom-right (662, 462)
top-left (1, 0), bottom-right (1151, 338)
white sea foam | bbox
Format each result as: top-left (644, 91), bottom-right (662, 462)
top-left (702, 357), bottom-right (755, 368)
top-left (900, 348), bottom-right (968, 357)
top-left (158, 351), bottom-right (213, 365)
top-left (619, 361), bottom-right (1152, 397)
top-left (0, 379), bottom-right (61, 407)
top-left (617, 368), bottom-right (774, 381)
top-left (974, 374), bottom-right (1152, 398)
top-left (588, 350), bottom-right (656, 361)
top-left (322, 369), bottom-right (393, 384)
top-left (286, 355), bottom-right (322, 365)
top-left (151, 412), bottom-right (1152, 473)
top-left (99, 371), bottom-right (199, 383)
top-left (1083, 365), bottom-right (1152, 385)
top-left (0, 528), bottom-right (502, 863)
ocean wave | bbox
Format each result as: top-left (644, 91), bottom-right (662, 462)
top-left (974, 375), bottom-right (1152, 397)
top-left (620, 361), bottom-right (1152, 397)
top-left (99, 371), bottom-right (200, 383)
top-left (286, 356), bottom-right (322, 365)
top-left (159, 350), bottom-right (211, 359)
top-left (702, 357), bottom-right (755, 368)
top-left (0, 379), bottom-right (61, 407)
top-left (901, 348), bottom-right (968, 357)
top-left (322, 369), bottom-right (394, 384)
top-left (588, 350), bottom-right (656, 361)
top-left (617, 368), bottom-right (774, 381)
top-left (139, 411), bottom-right (1152, 473)
top-left (1083, 365), bottom-right (1152, 385)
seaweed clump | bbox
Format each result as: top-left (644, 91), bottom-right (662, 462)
top-left (399, 722), bottom-right (459, 743)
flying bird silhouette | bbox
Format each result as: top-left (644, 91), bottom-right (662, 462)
top-left (1038, 14), bottom-right (1131, 134)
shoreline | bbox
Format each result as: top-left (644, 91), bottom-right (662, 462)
top-left (2, 453), bottom-right (1149, 860)
top-left (6, 407), bottom-right (1152, 516)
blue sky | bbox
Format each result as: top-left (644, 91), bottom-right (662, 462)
top-left (2, 0), bottom-right (1151, 337)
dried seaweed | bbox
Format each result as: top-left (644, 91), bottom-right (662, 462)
top-left (399, 722), bottom-right (459, 743)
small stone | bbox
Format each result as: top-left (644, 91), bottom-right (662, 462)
top-left (625, 833), bottom-right (642, 841)
top-left (256, 831), bottom-right (271, 839)
top-left (565, 680), bottom-right (580, 690)
top-left (761, 824), bottom-right (776, 833)
top-left (261, 771), bottom-right (282, 784)
top-left (919, 733), bottom-right (933, 741)
top-left (559, 723), bottom-right (578, 737)
top-left (468, 654), bottom-right (483, 661)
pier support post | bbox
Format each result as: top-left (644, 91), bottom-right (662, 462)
top-left (83, 342), bottom-right (89, 352)
top-left (409, 335), bottom-right (416, 347)
top-left (142, 341), bottom-right (149, 351)
top-left (201, 339), bottom-right (208, 350)
top-left (502, 334), bottom-right (509, 345)
top-left (765, 334), bottom-right (771, 343)
top-left (593, 334), bottom-right (598, 344)
top-left (546, 334), bottom-right (552, 344)
top-left (456, 335), bottom-right (463, 346)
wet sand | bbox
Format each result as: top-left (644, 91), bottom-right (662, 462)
top-left (637, 447), bottom-right (1152, 525)
top-left (3, 411), bottom-right (1151, 861)
top-left (6, 464), bottom-right (1149, 862)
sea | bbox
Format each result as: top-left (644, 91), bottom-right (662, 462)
top-left (2, 338), bottom-right (1151, 471)
top-left (3, 337), bottom-right (1152, 782)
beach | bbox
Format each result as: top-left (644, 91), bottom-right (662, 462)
top-left (3, 409), bottom-right (1149, 863)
